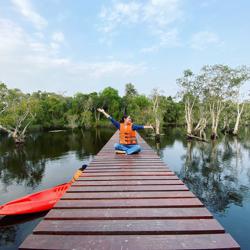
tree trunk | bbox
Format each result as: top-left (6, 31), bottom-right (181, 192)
top-left (94, 110), bottom-right (101, 126)
top-left (193, 117), bottom-right (207, 140)
top-left (155, 118), bottom-right (160, 135)
top-left (155, 117), bottom-right (160, 142)
top-left (0, 124), bottom-right (23, 143)
top-left (233, 103), bottom-right (244, 135)
top-left (211, 120), bottom-right (218, 139)
top-left (211, 129), bottom-right (218, 140)
top-left (0, 124), bottom-right (12, 134)
top-left (0, 110), bottom-right (34, 144)
top-left (221, 116), bottom-right (230, 134)
top-left (186, 121), bottom-right (192, 135)
top-left (185, 98), bottom-right (194, 135)
top-left (187, 134), bottom-right (208, 142)
top-left (152, 90), bottom-right (161, 141)
top-left (194, 119), bottom-right (202, 134)
top-left (210, 101), bottom-right (222, 140)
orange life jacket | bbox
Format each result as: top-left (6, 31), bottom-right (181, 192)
top-left (119, 123), bottom-right (137, 145)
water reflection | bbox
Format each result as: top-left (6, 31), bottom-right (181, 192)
top-left (0, 128), bottom-right (114, 250)
top-left (180, 136), bottom-right (250, 214)
top-left (0, 129), bottom-right (114, 190)
top-left (0, 147), bottom-right (46, 189)
top-left (144, 128), bottom-right (250, 214)
top-left (143, 127), bottom-right (250, 249)
top-left (1, 127), bottom-right (250, 249)
top-left (0, 213), bottom-right (45, 250)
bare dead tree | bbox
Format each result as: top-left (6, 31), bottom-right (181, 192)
top-left (233, 101), bottom-right (245, 135)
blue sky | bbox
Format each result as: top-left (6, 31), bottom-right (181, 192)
top-left (0, 0), bottom-right (249, 96)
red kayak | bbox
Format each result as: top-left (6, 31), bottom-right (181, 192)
top-left (0, 183), bottom-right (70, 216)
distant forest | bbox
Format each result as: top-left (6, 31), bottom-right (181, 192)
top-left (0, 64), bottom-right (249, 143)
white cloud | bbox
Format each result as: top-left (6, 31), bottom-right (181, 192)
top-left (79, 61), bottom-right (146, 79)
top-left (52, 32), bottom-right (65, 43)
top-left (99, 0), bottom-right (182, 32)
top-left (99, 1), bottom-right (141, 33)
top-left (11, 0), bottom-right (47, 29)
top-left (98, 0), bottom-right (182, 49)
top-left (141, 29), bottom-right (180, 53)
top-left (50, 32), bottom-right (65, 51)
top-left (190, 31), bottom-right (222, 50)
top-left (0, 18), bottom-right (146, 94)
top-left (34, 32), bottom-right (45, 39)
top-left (0, 19), bottom-right (26, 53)
top-left (143, 0), bottom-right (182, 27)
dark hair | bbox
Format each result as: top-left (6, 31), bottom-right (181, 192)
top-left (120, 114), bottom-right (128, 123)
top-left (120, 114), bottom-right (133, 123)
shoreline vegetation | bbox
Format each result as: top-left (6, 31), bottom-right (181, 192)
top-left (1, 64), bottom-right (250, 144)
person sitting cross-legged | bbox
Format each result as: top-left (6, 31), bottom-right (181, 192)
top-left (97, 108), bottom-right (153, 155)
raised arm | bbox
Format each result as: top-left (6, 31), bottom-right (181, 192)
top-left (132, 124), bottom-right (154, 131)
top-left (97, 108), bottom-right (110, 118)
top-left (97, 108), bottom-right (120, 129)
top-left (144, 125), bottom-right (154, 129)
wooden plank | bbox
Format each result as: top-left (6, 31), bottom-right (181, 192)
top-left (94, 156), bottom-right (160, 159)
top-left (92, 160), bottom-right (162, 162)
top-left (107, 158), bottom-right (161, 160)
top-left (93, 158), bottom-right (161, 161)
top-left (84, 167), bottom-right (171, 174)
top-left (99, 149), bottom-right (154, 151)
top-left (45, 207), bottom-right (213, 220)
top-left (80, 172), bottom-right (176, 177)
top-left (86, 167), bottom-right (169, 171)
top-left (77, 176), bottom-right (179, 181)
top-left (69, 185), bottom-right (188, 192)
top-left (71, 180), bottom-right (184, 186)
top-left (88, 164), bottom-right (168, 167)
top-left (85, 168), bottom-right (170, 171)
top-left (95, 150), bottom-right (156, 153)
top-left (91, 159), bottom-right (163, 161)
top-left (19, 234), bottom-right (240, 250)
top-left (94, 154), bottom-right (159, 156)
top-left (33, 219), bottom-right (224, 235)
top-left (91, 158), bottom-right (162, 160)
top-left (54, 198), bottom-right (203, 208)
top-left (88, 165), bottom-right (166, 168)
top-left (88, 163), bottom-right (167, 166)
top-left (91, 157), bottom-right (162, 159)
top-left (20, 131), bottom-right (240, 250)
top-left (63, 191), bottom-right (194, 199)
top-left (83, 170), bottom-right (170, 173)
top-left (86, 164), bottom-right (169, 170)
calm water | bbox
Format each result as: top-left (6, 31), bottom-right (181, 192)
top-left (0, 128), bottom-right (115, 249)
top-left (143, 127), bottom-right (250, 250)
top-left (1, 127), bottom-right (250, 249)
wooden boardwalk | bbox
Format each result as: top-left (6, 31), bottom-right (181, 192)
top-left (20, 131), bottom-right (240, 249)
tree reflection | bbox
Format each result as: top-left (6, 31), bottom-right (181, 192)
top-left (0, 128), bottom-right (114, 190)
top-left (0, 212), bottom-right (46, 249)
top-left (0, 146), bottom-right (45, 188)
top-left (180, 134), bottom-right (250, 214)
top-left (0, 128), bottom-right (114, 249)
top-left (0, 225), bottom-right (17, 248)
top-left (141, 127), bottom-right (185, 157)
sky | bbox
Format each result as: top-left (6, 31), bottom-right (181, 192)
top-left (0, 0), bottom-right (249, 97)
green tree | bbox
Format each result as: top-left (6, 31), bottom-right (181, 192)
top-left (0, 88), bottom-right (38, 142)
top-left (99, 87), bottom-right (121, 119)
top-left (33, 92), bottom-right (68, 129)
top-left (125, 83), bottom-right (138, 98)
top-left (126, 94), bottom-right (151, 124)
top-left (199, 64), bottom-right (249, 139)
top-left (177, 69), bottom-right (202, 136)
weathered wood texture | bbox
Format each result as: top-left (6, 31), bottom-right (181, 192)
top-left (20, 131), bottom-right (240, 250)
